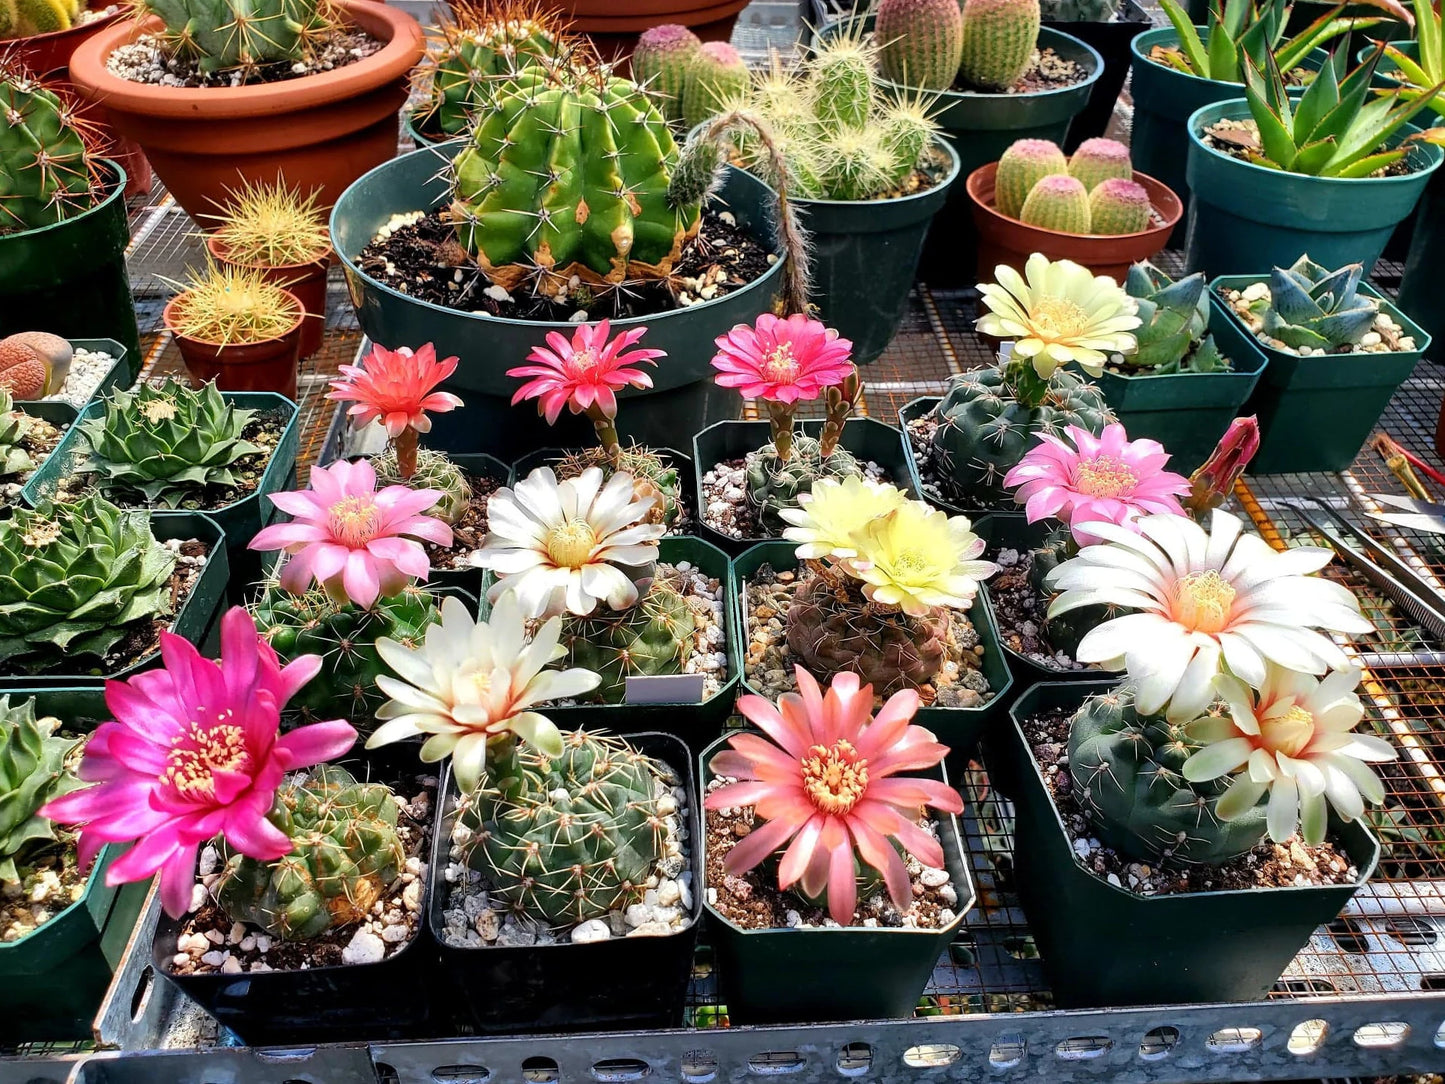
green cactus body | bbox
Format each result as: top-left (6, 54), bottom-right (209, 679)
top-left (746, 434), bottom-right (862, 532)
top-left (1068, 689), bottom-right (1268, 865)
top-left (428, 18), bottom-right (560, 136)
top-left (217, 765), bottom-right (404, 941)
top-left (0, 67), bottom-right (102, 234)
top-left (995, 138), bottom-right (1067, 218)
top-left (466, 730), bottom-right (672, 926)
top-left (958, 0), bottom-right (1040, 92)
top-left (1087, 177), bottom-right (1150, 235)
top-left (632, 24), bottom-right (702, 124)
top-left (816, 128), bottom-right (898, 201)
top-left (1024, 530), bottom-right (1117, 658)
top-left (250, 582), bottom-right (440, 731)
top-left (0, 695), bottom-right (82, 884)
top-left (681, 41), bottom-right (750, 129)
top-left (450, 70), bottom-right (701, 294)
top-left (80, 380), bottom-right (261, 509)
top-left (1121, 262), bottom-right (1232, 374)
top-left (561, 580), bottom-right (695, 703)
top-left (880, 96), bottom-right (938, 185)
top-left (0, 0), bottom-right (79, 36)
top-left (554, 446), bottom-right (683, 529)
top-left (0, 391), bottom-right (34, 478)
top-left (1019, 173), bottom-right (1091, 233)
top-left (372, 446), bottom-right (473, 526)
top-left (876, 0), bottom-right (965, 91)
top-left (141, 0), bottom-right (332, 74)
top-left (1067, 137), bottom-right (1132, 192)
top-left (0, 497), bottom-right (177, 674)
top-left (808, 36), bottom-right (876, 129)
top-left (1257, 256), bottom-right (1378, 351)
top-left (929, 366), bottom-right (1113, 505)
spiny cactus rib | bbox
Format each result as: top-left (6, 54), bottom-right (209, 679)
top-left (561, 579), bottom-right (696, 703)
top-left (958, 0), bottom-right (1041, 91)
top-left (140, 0), bottom-right (335, 75)
top-left (876, 0), bottom-right (965, 90)
top-left (632, 23), bottom-right (701, 124)
top-left (0, 63), bottom-right (104, 234)
top-left (681, 40), bottom-right (750, 130)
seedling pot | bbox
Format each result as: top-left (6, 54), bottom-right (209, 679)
top-left (15, 338), bottom-right (133, 415)
top-left (164, 294), bottom-right (305, 401)
top-left (206, 237), bottom-right (331, 360)
top-left (1006, 679), bottom-right (1381, 1008)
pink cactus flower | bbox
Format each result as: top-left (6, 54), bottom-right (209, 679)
top-left (704, 667), bottom-right (963, 926)
top-left (1003, 423), bottom-right (1190, 544)
top-left (249, 459), bottom-right (453, 608)
top-left (507, 320), bottom-right (664, 425)
top-left (327, 343), bottom-right (463, 438)
top-left (711, 314), bottom-right (855, 404)
top-left (41, 607), bottom-right (357, 919)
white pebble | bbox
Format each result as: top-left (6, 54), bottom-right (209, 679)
top-left (381, 924), bottom-right (410, 943)
top-left (919, 868), bottom-right (949, 888)
top-left (571, 918), bottom-right (612, 944)
top-left (200, 950), bottom-right (229, 967)
top-left (341, 929), bottom-right (386, 966)
top-left (220, 956), bottom-right (244, 974)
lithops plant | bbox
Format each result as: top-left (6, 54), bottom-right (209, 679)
top-left (876, 0), bottom-right (964, 90)
top-left (995, 138), bottom-right (1068, 217)
top-left (2, 333), bottom-right (70, 395)
top-left (958, 0), bottom-right (1041, 91)
top-left (632, 23), bottom-right (702, 123)
top-left (0, 62), bottom-right (104, 235)
top-left (0, 338), bottom-right (53, 400)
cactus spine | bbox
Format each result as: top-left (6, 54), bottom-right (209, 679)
top-left (1019, 173), bottom-right (1091, 233)
top-left (372, 446), bottom-right (473, 526)
top-left (632, 24), bottom-right (702, 123)
top-left (681, 40), bottom-right (750, 129)
top-left (958, 0), bottom-right (1041, 92)
top-left (1088, 177), bottom-right (1151, 235)
top-left (996, 138), bottom-right (1068, 218)
top-left (140, 0), bottom-right (335, 74)
top-left (808, 34), bottom-right (876, 128)
top-left (0, 63), bottom-right (103, 234)
top-left (560, 578), bottom-right (695, 703)
top-left (876, 0), bottom-right (965, 90)
top-left (1068, 137), bottom-right (1132, 192)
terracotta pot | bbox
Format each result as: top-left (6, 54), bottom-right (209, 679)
top-left (966, 161), bottom-right (1182, 282)
top-left (205, 236), bottom-right (330, 359)
top-left (557, 0), bottom-right (750, 64)
top-left (67, 0), bottom-right (424, 226)
top-left (5, 0), bottom-right (124, 77)
top-left (164, 293), bottom-right (304, 401)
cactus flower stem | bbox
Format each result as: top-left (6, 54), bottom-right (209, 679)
top-left (587, 403), bottom-right (623, 467)
top-left (394, 428), bottom-right (420, 481)
top-left (819, 369), bottom-right (861, 457)
top-left (1001, 353), bottom-right (1053, 410)
top-left (767, 400), bottom-right (796, 461)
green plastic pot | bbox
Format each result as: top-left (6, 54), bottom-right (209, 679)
top-left (896, 397), bottom-right (1029, 524)
top-left (1399, 165), bottom-right (1445, 354)
top-left (0, 161), bottom-right (141, 367)
top-left (1006, 679), bottom-right (1381, 1008)
top-left (1093, 298), bottom-right (1269, 475)
top-left (731, 541), bottom-right (1013, 759)
top-left (15, 338), bottom-right (133, 415)
top-left (0, 511), bottom-right (230, 689)
top-left (1185, 100), bottom-right (1444, 277)
top-left (699, 732), bottom-right (974, 1024)
top-left (0, 687), bottom-right (153, 1043)
top-left (1214, 275), bottom-right (1431, 474)
top-left (404, 108), bottom-right (442, 148)
top-left (330, 145), bottom-right (785, 454)
top-left (6, 401), bottom-right (78, 502)
top-left (691, 418), bottom-right (916, 556)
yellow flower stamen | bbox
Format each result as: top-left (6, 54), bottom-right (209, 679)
top-left (163, 716), bottom-right (251, 800)
top-left (1030, 296), bottom-right (1093, 340)
top-left (1073, 455), bottom-right (1138, 499)
top-left (1259, 703), bottom-right (1315, 758)
top-left (1171, 570), bottom-right (1237, 634)
top-left (545, 520), bottom-right (598, 568)
top-left (327, 495), bottom-right (382, 547)
top-left (801, 739), bottom-right (869, 815)
top-left (762, 343), bottom-right (801, 383)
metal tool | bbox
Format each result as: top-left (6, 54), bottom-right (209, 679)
top-left (1367, 493), bottom-right (1445, 535)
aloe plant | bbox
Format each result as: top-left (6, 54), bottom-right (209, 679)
top-left (1240, 44), bottom-right (1442, 176)
top-left (1384, 0), bottom-right (1445, 119)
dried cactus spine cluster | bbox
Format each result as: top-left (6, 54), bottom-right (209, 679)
top-left (0, 695), bottom-right (82, 884)
top-left (0, 63), bottom-right (104, 235)
top-left (139, 0), bottom-right (336, 74)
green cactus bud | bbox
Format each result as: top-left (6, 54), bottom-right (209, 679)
top-left (632, 23), bottom-right (702, 124)
top-left (140, 0), bottom-right (335, 74)
top-left (1257, 256), bottom-right (1378, 351)
top-left (1088, 177), bottom-right (1151, 235)
top-left (0, 64), bottom-right (104, 235)
top-left (0, 695), bottom-right (82, 885)
top-left (0, 391), bottom-right (34, 478)
top-left (681, 41), bottom-right (750, 129)
top-left (1068, 688), bottom-right (1268, 864)
top-left (807, 34), bottom-right (876, 128)
top-left (958, 0), bottom-right (1041, 91)
top-left (371, 446), bottom-right (473, 526)
top-left (996, 138), bottom-right (1068, 218)
top-left (560, 579), bottom-right (695, 704)
top-left (1019, 173), bottom-right (1091, 233)
top-left (424, 6), bottom-right (563, 136)
top-left (1068, 136), bottom-right (1132, 192)
top-left (746, 434), bottom-right (862, 532)
top-left (876, 0), bottom-right (965, 91)
top-left (216, 765), bottom-right (405, 941)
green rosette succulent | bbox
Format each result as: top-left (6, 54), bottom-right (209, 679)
top-left (1257, 256), bottom-right (1378, 351)
top-left (0, 695), bottom-right (83, 884)
top-left (0, 390), bottom-right (34, 477)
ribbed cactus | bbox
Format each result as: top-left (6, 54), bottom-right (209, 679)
top-left (140, 0), bottom-right (334, 74)
top-left (1067, 137), bottom-right (1132, 192)
top-left (876, 0), bottom-right (965, 90)
top-left (747, 434), bottom-right (862, 532)
top-left (0, 392), bottom-right (34, 478)
top-left (1024, 529), bottom-right (1107, 656)
top-left (0, 695), bottom-right (82, 884)
top-left (217, 765), bottom-right (404, 941)
top-left (1088, 177), bottom-right (1151, 235)
top-left (0, 0), bottom-right (83, 38)
top-left (1122, 262), bottom-right (1229, 373)
top-left (560, 580), bottom-right (695, 703)
top-left (1068, 689), bottom-right (1268, 864)
top-left (958, 0), bottom-right (1041, 92)
top-left (250, 582), bottom-right (440, 731)
top-left (372, 446), bottom-right (473, 526)
top-left (465, 730), bottom-right (672, 926)
top-left (450, 67), bottom-right (707, 296)
top-left (996, 138), bottom-right (1067, 218)
top-left (0, 63), bottom-right (104, 235)
top-left (1019, 174), bottom-right (1091, 233)
top-left (632, 24), bottom-right (701, 124)
top-left (808, 34), bottom-right (876, 128)
top-left (554, 446), bottom-right (683, 528)
top-left (681, 40), bottom-right (750, 129)
top-left (423, 2), bottom-right (564, 136)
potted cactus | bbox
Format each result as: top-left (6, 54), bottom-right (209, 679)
top-left (66, 0), bottom-right (424, 225)
top-left (0, 62), bottom-right (140, 365)
top-left (699, 670), bottom-right (974, 1023)
top-left (1006, 508), bottom-right (1388, 1007)
top-left (966, 137), bottom-right (1183, 281)
top-left (1214, 256), bottom-right (1432, 473)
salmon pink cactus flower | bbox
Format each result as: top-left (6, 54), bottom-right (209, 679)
top-left (41, 607), bottom-right (357, 919)
top-left (327, 343), bottom-right (464, 478)
top-left (705, 667), bottom-right (963, 926)
top-left (249, 459), bottom-right (453, 609)
top-left (1003, 423), bottom-right (1190, 544)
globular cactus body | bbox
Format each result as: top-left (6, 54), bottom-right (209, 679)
top-left (372, 446), bottom-right (473, 526)
top-left (876, 0), bottom-right (965, 90)
top-left (427, 11), bottom-right (561, 136)
top-left (958, 0), bottom-right (1041, 91)
top-left (0, 67), bottom-right (102, 235)
top-left (0, 695), bottom-right (82, 884)
top-left (0, 0), bottom-right (82, 36)
top-left (1088, 177), bottom-right (1150, 235)
top-left (995, 138), bottom-right (1067, 218)
top-left (632, 24), bottom-right (701, 124)
top-left (561, 580), bottom-right (695, 703)
top-left (141, 0), bottom-right (333, 74)
top-left (746, 434), bottom-right (861, 531)
top-left (1068, 137), bottom-right (1132, 192)
top-left (681, 41), bottom-right (749, 129)
top-left (1019, 173), bottom-right (1091, 233)
top-left (554, 446), bottom-right (683, 528)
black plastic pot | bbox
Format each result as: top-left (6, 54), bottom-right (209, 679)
top-left (1044, 0), bottom-right (1152, 152)
top-left (699, 732), bottom-right (974, 1024)
top-left (1006, 679), bottom-right (1381, 1008)
top-left (330, 145), bottom-right (786, 455)
top-left (0, 161), bottom-right (141, 367)
top-left (1399, 168), bottom-right (1445, 358)
top-left (0, 511), bottom-right (229, 689)
top-left (691, 418), bottom-right (915, 556)
top-left (0, 687), bottom-right (149, 1043)
top-left (897, 397), bottom-right (1026, 523)
top-left (1214, 276), bottom-right (1432, 474)
top-left (1094, 298), bottom-right (1269, 476)
top-left (731, 541), bottom-right (1013, 759)
top-left (429, 731), bottom-right (702, 1034)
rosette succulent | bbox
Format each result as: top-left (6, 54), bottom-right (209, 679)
top-left (1120, 263), bottom-right (1230, 374)
top-left (1252, 256), bottom-right (1379, 351)
top-left (0, 695), bottom-right (83, 884)
top-left (0, 391), bottom-right (34, 477)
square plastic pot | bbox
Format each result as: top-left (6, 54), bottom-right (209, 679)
top-left (5, 401), bottom-right (78, 505)
top-left (731, 541), bottom-right (1013, 760)
top-left (0, 511), bottom-right (229, 689)
top-left (691, 418), bottom-right (915, 556)
top-left (897, 397), bottom-right (1026, 523)
top-left (1213, 276), bottom-right (1432, 474)
top-left (1045, 0), bottom-right (1152, 151)
top-left (428, 731), bottom-right (702, 1034)
top-left (699, 732), bottom-right (975, 1024)
top-left (1093, 298), bottom-right (1269, 475)
top-left (1006, 679), bottom-right (1382, 1008)
top-left (15, 338), bottom-right (133, 415)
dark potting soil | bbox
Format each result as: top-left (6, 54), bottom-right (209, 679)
top-left (1022, 707), bottom-right (1361, 894)
top-left (106, 28), bottom-right (383, 88)
top-left (168, 770), bottom-right (436, 975)
top-left (357, 208), bottom-right (773, 322)
top-left (905, 415), bottom-right (1017, 512)
top-left (957, 47), bottom-right (1088, 94)
top-left (1202, 119), bottom-right (1416, 177)
top-left (990, 545), bottom-right (1093, 672)
top-left (421, 470), bottom-right (500, 573)
top-left (0, 413), bottom-right (66, 510)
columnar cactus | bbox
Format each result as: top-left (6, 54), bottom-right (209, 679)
top-left (681, 40), bottom-right (750, 129)
top-left (876, 0), bottom-right (965, 90)
top-left (423, 2), bottom-right (564, 136)
top-left (216, 765), bottom-right (405, 941)
top-left (808, 34), bottom-right (876, 128)
top-left (560, 579), bottom-right (695, 703)
top-left (1019, 173), bottom-right (1091, 233)
top-left (1068, 137), bottom-right (1132, 192)
top-left (958, 0), bottom-right (1041, 91)
top-left (140, 0), bottom-right (335, 74)
top-left (1088, 177), bottom-right (1151, 235)
top-left (0, 63), bottom-right (104, 234)
top-left (0, 392), bottom-right (34, 478)
top-left (0, 695), bottom-right (82, 884)
top-left (632, 23), bottom-right (702, 123)
top-left (996, 138), bottom-right (1067, 218)
top-left (465, 730), bottom-right (673, 926)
